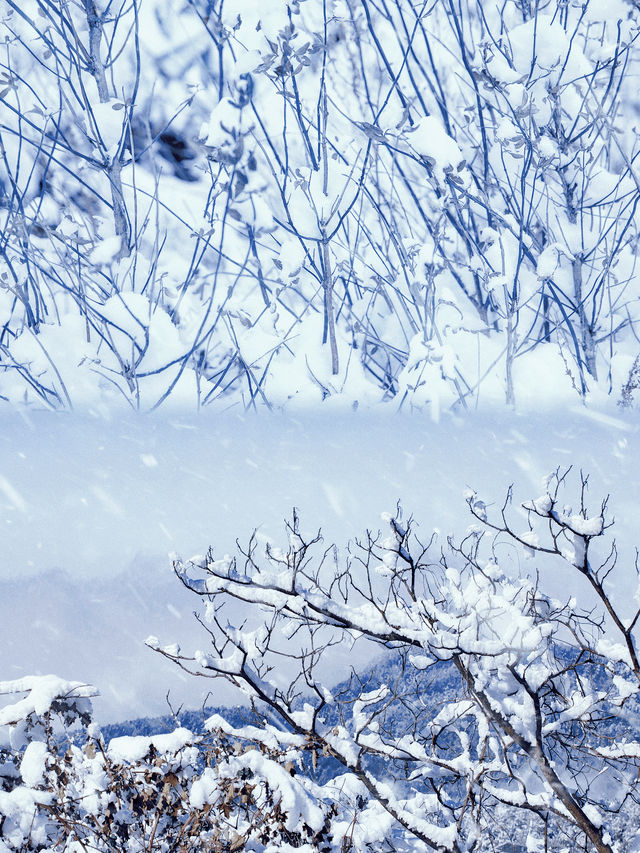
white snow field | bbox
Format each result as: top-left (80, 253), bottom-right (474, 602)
top-left (2, 407), bottom-right (638, 722)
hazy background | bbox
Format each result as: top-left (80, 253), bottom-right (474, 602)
top-left (2, 408), bottom-right (637, 722)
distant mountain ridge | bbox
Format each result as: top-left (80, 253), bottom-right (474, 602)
top-left (99, 653), bottom-right (464, 743)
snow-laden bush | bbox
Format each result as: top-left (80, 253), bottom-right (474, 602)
top-left (0, 675), bottom-right (340, 852)
top-left (1, 1), bottom-right (640, 411)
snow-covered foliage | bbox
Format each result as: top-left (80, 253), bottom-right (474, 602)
top-left (0, 675), bottom-right (339, 852)
top-left (2, 0), bottom-right (640, 412)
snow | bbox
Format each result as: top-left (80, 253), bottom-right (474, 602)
top-left (0, 477), bottom-right (27, 513)
top-left (88, 99), bottom-right (126, 155)
top-left (0, 8), bottom-right (639, 853)
top-left (527, 494), bottom-right (552, 515)
top-left (0, 1), bottom-right (638, 418)
top-left (0, 786), bottom-right (53, 822)
top-left (520, 530), bottom-right (539, 548)
top-left (2, 27), bottom-right (640, 853)
top-left (582, 803), bottom-right (603, 829)
top-left (408, 117), bottom-right (465, 178)
top-left (188, 766), bottom-right (217, 809)
top-left (612, 675), bottom-right (638, 703)
top-left (408, 654), bottom-right (433, 671)
top-left (201, 98), bottom-right (246, 148)
top-left (567, 514), bottom-right (604, 537)
top-left (536, 244), bottom-right (564, 279)
top-left (0, 676), bottom-right (94, 727)
top-left (595, 637), bottom-right (633, 668)
top-left (194, 648), bottom-right (243, 674)
top-left (107, 727), bottom-right (193, 763)
top-left (19, 742), bottom-right (48, 788)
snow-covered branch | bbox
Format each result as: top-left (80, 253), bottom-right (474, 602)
top-left (149, 470), bottom-right (640, 852)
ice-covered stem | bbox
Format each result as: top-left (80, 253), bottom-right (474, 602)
top-left (320, 2), bottom-right (338, 377)
top-left (547, 89), bottom-right (599, 384)
top-left (82, 0), bottom-right (130, 260)
top-left (321, 232), bottom-right (339, 376)
top-left (83, 0), bottom-right (108, 102)
top-left (0, 241), bottom-right (36, 328)
top-left (572, 254), bottom-right (597, 381)
top-left (505, 311), bottom-right (516, 406)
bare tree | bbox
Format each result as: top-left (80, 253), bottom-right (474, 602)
top-left (153, 471), bottom-right (640, 852)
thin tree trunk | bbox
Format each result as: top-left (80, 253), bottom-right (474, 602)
top-left (83, 0), bottom-right (130, 260)
top-left (572, 254), bottom-right (597, 380)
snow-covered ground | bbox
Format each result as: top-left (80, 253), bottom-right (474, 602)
top-left (2, 407), bottom-right (638, 723)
